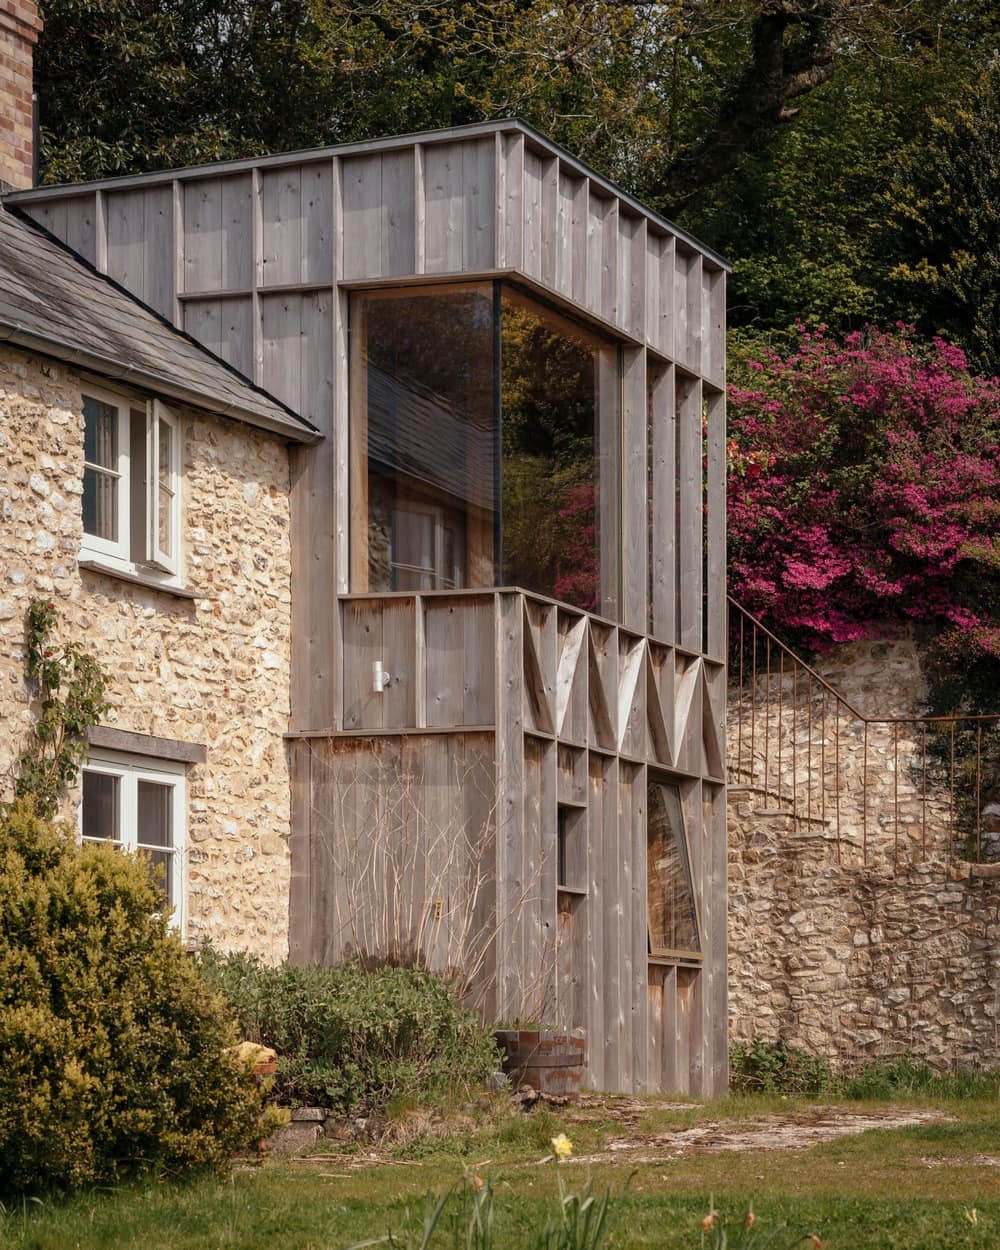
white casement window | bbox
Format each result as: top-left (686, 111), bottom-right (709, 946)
top-left (81, 387), bottom-right (182, 579)
top-left (79, 753), bottom-right (186, 931)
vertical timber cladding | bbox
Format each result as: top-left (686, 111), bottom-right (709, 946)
top-left (12, 120), bottom-right (728, 1094)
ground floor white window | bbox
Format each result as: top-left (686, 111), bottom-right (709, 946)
top-left (79, 752), bottom-right (185, 931)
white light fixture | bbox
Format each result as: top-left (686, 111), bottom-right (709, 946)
top-left (372, 660), bottom-right (391, 693)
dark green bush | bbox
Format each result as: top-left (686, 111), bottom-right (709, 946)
top-left (0, 801), bottom-right (261, 1197)
top-left (200, 948), bottom-right (501, 1114)
top-left (729, 1035), bottom-right (832, 1095)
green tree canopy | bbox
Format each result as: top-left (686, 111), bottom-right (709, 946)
top-left (34, 2), bottom-right (1000, 361)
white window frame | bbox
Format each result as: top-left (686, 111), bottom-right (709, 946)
top-left (81, 385), bottom-right (130, 565)
top-left (79, 751), bottom-right (186, 933)
top-left (147, 399), bottom-right (181, 575)
top-left (80, 384), bottom-right (183, 582)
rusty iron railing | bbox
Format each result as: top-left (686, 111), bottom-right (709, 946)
top-left (727, 597), bottom-right (1000, 866)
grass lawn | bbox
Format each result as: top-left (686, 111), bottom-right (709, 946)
top-left (3, 1094), bottom-right (998, 1249)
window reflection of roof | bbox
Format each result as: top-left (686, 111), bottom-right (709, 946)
top-left (366, 364), bottom-right (496, 512)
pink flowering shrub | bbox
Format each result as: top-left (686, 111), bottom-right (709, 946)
top-left (728, 325), bottom-right (1000, 659)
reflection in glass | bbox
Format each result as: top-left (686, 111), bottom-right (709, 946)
top-left (646, 780), bottom-right (700, 955)
top-left (157, 420), bottom-right (173, 557)
top-left (354, 286), bottom-right (495, 592)
top-left (137, 780), bottom-right (174, 908)
top-left (352, 283), bottom-right (612, 611)
top-left (137, 780), bottom-right (172, 848)
top-left (81, 770), bottom-right (120, 843)
top-left (146, 849), bottom-right (174, 907)
top-left (500, 289), bottom-right (603, 611)
top-left (82, 396), bottom-right (118, 541)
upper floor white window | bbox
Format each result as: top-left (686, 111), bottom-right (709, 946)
top-left (80, 751), bottom-right (186, 932)
top-left (81, 386), bottom-right (181, 579)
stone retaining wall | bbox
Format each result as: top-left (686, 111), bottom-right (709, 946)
top-left (0, 346), bottom-right (293, 959)
top-left (728, 635), bottom-right (1000, 1068)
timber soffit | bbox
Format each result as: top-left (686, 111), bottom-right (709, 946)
top-left (6, 119), bottom-right (731, 274)
top-left (0, 206), bottom-right (321, 443)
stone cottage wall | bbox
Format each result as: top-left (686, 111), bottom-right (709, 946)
top-left (0, 345), bottom-right (293, 960)
top-left (728, 636), bottom-right (1000, 1069)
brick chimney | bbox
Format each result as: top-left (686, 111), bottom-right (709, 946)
top-left (0, 0), bottom-right (42, 191)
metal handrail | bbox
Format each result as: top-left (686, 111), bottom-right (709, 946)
top-left (727, 597), bottom-right (1000, 865)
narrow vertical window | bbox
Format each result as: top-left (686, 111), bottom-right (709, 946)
top-left (147, 400), bottom-right (180, 574)
top-left (646, 779), bottom-right (700, 957)
top-left (82, 394), bottom-right (128, 559)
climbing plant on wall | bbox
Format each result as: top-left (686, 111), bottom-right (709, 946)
top-left (10, 599), bottom-right (110, 820)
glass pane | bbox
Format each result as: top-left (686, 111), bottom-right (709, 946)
top-left (500, 289), bottom-right (605, 611)
top-left (354, 286), bottom-right (496, 592)
top-left (136, 779), bottom-right (172, 848)
top-left (647, 781), bottom-right (700, 954)
top-left (83, 396), bottom-right (117, 469)
top-left (158, 420), bottom-right (172, 487)
top-left (82, 466), bottom-right (117, 540)
top-left (157, 483), bottom-right (173, 557)
top-left (82, 771), bottom-right (119, 842)
top-left (146, 849), bottom-right (174, 908)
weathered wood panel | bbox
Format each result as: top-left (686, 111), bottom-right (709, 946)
top-left (181, 297), bottom-right (253, 378)
top-left (705, 387), bottom-right (726, 661)
top-left (105, 186), bottom-right (174, 318)
top-left (621, 346), bottom-right (648, 632)
top-left (183, 175), bottom-right (252, 293)
top-left (422, 138), bottom-right (495, 274)
top-left (649, 362), bottom-right (676, 643)
top-left (425, 595), bottom-right (495, 727)
top-left (521, 147), bottom-right (544, 282)
top-left (677, 374), bottom-right (703, 653)
top-left (495, 593), bottom-right (525, 1019)
top-left (585, 753), bottom-right (608, 1089)
top-left (383, 149), bottom-right (416, 277)
top-left (703, 266), bottom-right (726, 388)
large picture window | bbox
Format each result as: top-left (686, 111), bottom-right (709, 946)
top-left (350, 283), bottom-right (618, 613)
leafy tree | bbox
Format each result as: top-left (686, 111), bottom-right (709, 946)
top-left (883, 58), bottom-right (1000, 378)
top-left (35, 2), bottom-right (997, 351)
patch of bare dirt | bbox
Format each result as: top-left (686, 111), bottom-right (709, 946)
top-left (567, 1105), bottom-right (947, 1166)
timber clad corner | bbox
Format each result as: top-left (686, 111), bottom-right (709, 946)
top-left (11, 119), bottom-right (729, 1095)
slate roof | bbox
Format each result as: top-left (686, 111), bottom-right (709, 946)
top-left (0, 206), bottom-right (319, 442)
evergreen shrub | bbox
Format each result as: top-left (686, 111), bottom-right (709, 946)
top-left (200, 949), bottom-right (501, 1114)
top-left (0, 801), bottom-right (261, 1196)
top-left (729, 1035), bottom-right (832, 1095)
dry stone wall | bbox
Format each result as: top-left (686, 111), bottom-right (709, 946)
top-left (0, 345), bottom-right (293, 959)
top-left (728, 636), bottom-right (1000, 1069)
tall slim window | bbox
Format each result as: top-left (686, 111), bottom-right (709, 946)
top-left (350, 283), bottom-right (616, 612)
top-left (646, 779), bottom-right (700, 957)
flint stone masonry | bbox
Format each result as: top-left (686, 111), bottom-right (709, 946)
top-left (0, 345), bottom-right (293, 959)
top-left (728, 636), bottom-right (1000, 1068)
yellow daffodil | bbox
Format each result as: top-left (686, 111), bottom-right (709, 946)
top-left (551, 1133), bottom-right (573, 1159)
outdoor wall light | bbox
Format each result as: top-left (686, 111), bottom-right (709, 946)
top-left (372, 659), bottom-right (391, 693)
